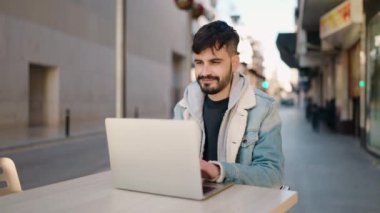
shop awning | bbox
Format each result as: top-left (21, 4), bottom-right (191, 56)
top-left (276, 33), bottom-right (298, 68)
top-left (320, 0), bottom-right (363, 50)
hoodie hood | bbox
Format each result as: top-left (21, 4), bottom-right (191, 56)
top-left (178, 72), bottom-right (251, 122)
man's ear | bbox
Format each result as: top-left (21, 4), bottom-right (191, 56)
top-left (231, 54), bottom-right (240, 73)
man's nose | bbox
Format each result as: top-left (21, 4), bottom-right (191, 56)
top-left (201, 63), bottom-right (212, 75)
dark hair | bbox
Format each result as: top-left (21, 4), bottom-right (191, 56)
top-left (192, 20), bottom-right (239, 55)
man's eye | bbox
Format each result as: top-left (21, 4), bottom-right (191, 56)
top-left (211, 61), bottom-right (221, 64)
top-left (194, 61), bottom-right (203, 65)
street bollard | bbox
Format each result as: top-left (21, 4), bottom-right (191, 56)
top-left (65, 109), bottom-right (70, 137)
top-left (134, 107), bottom-right (139, 118)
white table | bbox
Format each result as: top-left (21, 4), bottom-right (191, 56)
top-left (0, 171), bottom-right (298, 213)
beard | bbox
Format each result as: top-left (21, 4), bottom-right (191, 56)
top-left (196, 64), bottom-right (233, 95)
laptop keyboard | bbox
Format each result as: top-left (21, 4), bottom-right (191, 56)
top-left (202, 185), bottom-right (216, 194)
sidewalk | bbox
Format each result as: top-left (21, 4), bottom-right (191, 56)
top-left (0, 123), bottom-right (105, 152)
top-left (280, 107), bottom-right (380, 213)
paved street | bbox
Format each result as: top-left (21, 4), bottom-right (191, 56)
top-left (0, 133), bottom-right (110, 190)
top-left (1, 107), bottom-right (380, 212)
top-left (281, 107), bottom-right (380, 213)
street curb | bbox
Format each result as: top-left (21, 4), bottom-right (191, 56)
top-left (0, 131), bottom-right (106, 154)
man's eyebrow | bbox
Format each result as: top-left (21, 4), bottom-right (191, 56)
top-left (194, 57), bottom-right (223, 62)
top-left (210, 58), bottom-right (222, 61)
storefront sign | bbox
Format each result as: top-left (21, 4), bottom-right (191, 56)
top-left (320, 0), bottom-right (362, 39)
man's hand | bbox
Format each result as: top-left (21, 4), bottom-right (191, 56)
top-left (200, 160), bottom-right (220, 180)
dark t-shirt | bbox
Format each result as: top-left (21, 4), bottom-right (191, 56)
top-left (202, 96), bottom-right (229, 161)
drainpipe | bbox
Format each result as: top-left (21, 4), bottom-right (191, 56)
top-left (116, 0), bottom-right (126, 117)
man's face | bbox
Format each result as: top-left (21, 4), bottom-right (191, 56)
top-left (194, 46), bottom-right (238, 95)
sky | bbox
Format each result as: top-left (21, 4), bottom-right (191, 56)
top-left (216, 0), bottom-right (297, 90)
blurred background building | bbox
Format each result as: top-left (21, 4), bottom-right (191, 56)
top-left (0, 0), bottom-right (116, 135)
top-left (124, 0), bottom-right (192, 118)
top-left (0, 0), bottom-right (193, 144)
top-left (276, 0), bottom-right (380, 157)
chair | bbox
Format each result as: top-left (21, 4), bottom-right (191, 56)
top-left (280, 185), bottom-right (291, 191)
top-left (0, 157), bottom-right (22, 196)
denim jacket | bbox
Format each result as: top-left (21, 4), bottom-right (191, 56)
top-left (174, 73), bottom-right (284, 188)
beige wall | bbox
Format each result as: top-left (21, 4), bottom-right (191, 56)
top-left (126, 0), bottom-right (192, 118)
top-left (309, 74), bottom-right (322, 106)
top-left (335, 52), bottom-right (351, 121)
top-left (0, 0), bottom-right (115, 48)
top-left (0, 0), bottom-right (192, 134)
top-left (0, 0), bottom-right (115, 131)
top-left (322, 57), bottom-right (335, 105)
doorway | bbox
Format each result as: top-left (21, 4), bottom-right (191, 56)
top-left (29, 64), bottom-right (59, 127)
top-left (171, 53), bottom-right (185, 116)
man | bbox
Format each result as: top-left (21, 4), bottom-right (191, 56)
top-left (174, 21), bottom-right (284, 188)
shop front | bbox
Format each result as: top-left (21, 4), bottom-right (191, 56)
top-left (366, 12), bottom-right (380, 155)
top-left (320, 0), bottom-right (364, 135)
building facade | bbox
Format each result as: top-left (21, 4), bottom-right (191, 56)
top-left (0, 0), bottom-right (193, 144)
top-left (364, 0), bottom-right (380, 155)
top-left (125, 0), bottom-right (192, 118)
top-left (0, 0), bottom-right (116, 134)
top-left (278, 0), bottom-right (380, 157)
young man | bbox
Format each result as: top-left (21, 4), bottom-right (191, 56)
top-left (174, 21), bottom-right (284, 188)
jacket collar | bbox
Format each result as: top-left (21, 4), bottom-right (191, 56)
top-left (178, 73), bottom-right (256, 121)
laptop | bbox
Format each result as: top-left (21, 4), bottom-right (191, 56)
top-left (105, 118), bottom-right (233, 200)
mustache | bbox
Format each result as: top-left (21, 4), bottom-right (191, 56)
top-left (197, 75), bottom-right (219, 81)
